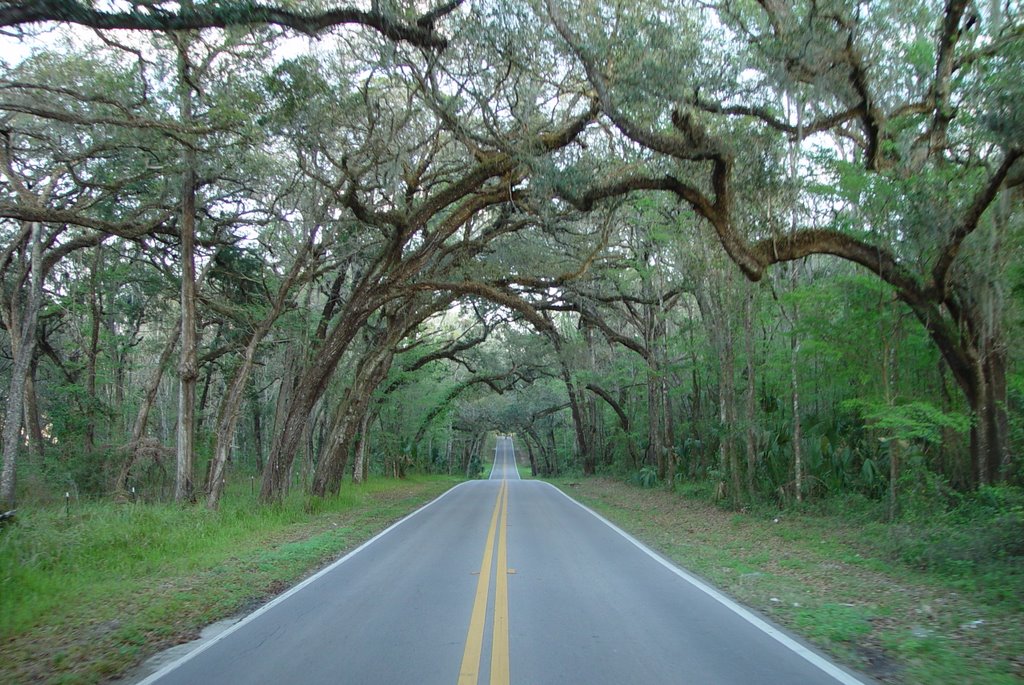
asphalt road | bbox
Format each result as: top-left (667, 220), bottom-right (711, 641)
top-left (141, 436), bottom-right (870, 685)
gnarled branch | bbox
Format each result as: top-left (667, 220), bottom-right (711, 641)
top-left (0, 0), bottom-right (461, 48)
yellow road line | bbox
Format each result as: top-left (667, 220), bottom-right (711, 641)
top-left (458, 480), bottom-right (505, 684)
top-left (490, 478), bottom-right (510, 685)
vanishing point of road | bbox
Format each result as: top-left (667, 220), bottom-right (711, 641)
top-left (140, 436), bottom-right (872, 684)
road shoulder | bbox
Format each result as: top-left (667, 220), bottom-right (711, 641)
top-left (549, 477), bottom-right (1023, 685)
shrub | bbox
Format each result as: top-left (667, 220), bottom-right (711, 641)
top-left (883, 485), bottom-right (1024, 573)
top-left (631, 466), bottom-right (658, 489)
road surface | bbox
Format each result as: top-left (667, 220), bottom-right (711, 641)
top-left (140, 436), bottom-right (869, 684)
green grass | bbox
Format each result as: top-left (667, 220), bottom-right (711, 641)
top-left (549, 477), bottom-right (1024, 685)
top-left (0, 474), bottom-right (459, 684)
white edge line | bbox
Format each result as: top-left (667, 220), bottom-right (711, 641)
top-left (490, 436), bottom-right (521, 481)
top-left (507, 436), bottom-right (521, 481)
top-left (489, 437), bottom-right (500, 480)
top-left (540, 481), bottom-right (870, 685)
top-left (509, 438), bottom-right (524, 481)
top-left (137, 480), bottom-right (474, 685)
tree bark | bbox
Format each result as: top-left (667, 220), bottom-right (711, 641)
top-left (547, 425), bottom-right (560, 476)
top-left (260, 301), bottom-right (377, 501)
top-left (525, 427), bottom-right (552, 476)
top-left (546, 316), bottom-right (595, 476)
top-left (524, 436), bottom-right (538, 477)
top-left (251, 385), bottom-right (264, 472)
top-left (696, 272), bottom-right (740, 500)
top-left (663, 372), bottom-right (677, 490)
top-left (309, 299), bottom-right (435, 497)
top-left (205, 232), bottom-right (314, 509)
top-left (205, 318), bottom-right (275, 508)
top-left (115, 321), bottom-right (181, 493)
top-left (195, 323), bottom-right (222, 437)
top-left (721, 328), bottom-right (741, 500)
top-left (1, 222), bottom-right (43, 510)
top-left (647, 367), bottom-right (664, 477)
top-left (743, 287), bottom-right (758, 500)
top-left (310, 347), bottom-right (392, 496)
top-left (789, 293), bottom-right (803, 503)
top-left (85, 244), bottom-right (102, 454)
top-left (174, 28), bottom-right (198, 504)
top-left (586, 383), bottom-right (641, 469)
top-left (352, 410), bottom-right (372, 485)
top-left (24, 358), bottom-right (45, 462)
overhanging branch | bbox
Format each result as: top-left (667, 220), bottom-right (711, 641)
top-left (0, 0), bottom-right (461, 48)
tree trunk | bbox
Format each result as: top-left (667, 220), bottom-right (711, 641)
top-left (789, 309), bottom-right (803, 503)
top-left (310, 389), bottom-right (354, 496)
top-left (24, 358), bottom-right (46, 462)
top-left (525, 436), bottom-right (538, 476)
top-left (260, 308), bottom-right (374, 501)
top-left (195, 323), bottom-right (222, 437)
top-left (881, 315), bottom-right (897, 521)
top-left (904, 288), bottom-right (1009, 488)
top-left (690, 364), bottom-right (703, 475)
top-left (786, 296), bottom-right (802, 505)
top-left (584, 325), bottom-right (602, 471)
top-left (174, 33), bottom-right (198, 504)
top-left (529, 428), bottom-right (549, 476)
top-left (85, 244), bottom-right (102, 454)
top-left (461, 432), bottom-right (479, 478)
top-left (551, 327), bottom-right (594, 475)
top-left (352, 410), bottom-right (372, 485)
top-left (663, 374), bottom-right (677, 490)
top-left (262, 293), bottom-right (443, 501)
top-left (547, 425), bottom-right (560, 476)
top-left (206, 236), bottom-right (312, 509)
top-left (744, 287), bottom-right (758, 500)
top-left (0, 222), bottom-right (43, 510)
top-left (115, 322), bottom-right (181, 493)
top-left (445, 424), bottom-right (453, 475)
top-left (586, 383), bottom-right (641, 470)
top-left (568, 381), bottom-right (593, 475)
top-left (719, 329), bottom-right (741, 501)
top-left (311, 323), bottom-right (405, 496)
top-left (205, 326), bottom-right (268, 508)
top-left (985, 349), bottom-right (1010, 479)
top-left (250, 384), bottom-right (264, 472)
top-left (300, 400), bottom-right (320, 492)
top-left (648, 367), bottom-right (663, 478)
top-left (786, 100), bottom-right (804, 503)
top-left (695, 276), bottom-right (741, 499)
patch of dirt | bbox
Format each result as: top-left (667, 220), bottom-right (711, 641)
top-left (857, 644), bottom-right (904, 681)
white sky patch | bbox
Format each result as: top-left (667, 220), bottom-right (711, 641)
top-left (273, 33), bottom-right (316, 61)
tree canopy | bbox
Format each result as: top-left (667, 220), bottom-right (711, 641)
top-left (1, 0), bottom-right (1021, 511)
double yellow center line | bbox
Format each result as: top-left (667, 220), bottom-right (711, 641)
top-left (458, 479), bottom-right (510, 685)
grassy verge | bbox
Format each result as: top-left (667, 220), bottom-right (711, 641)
top-left (550, 477), bottom-right (1023, 685)
top-left (0, 474), bottom-right (459, 684)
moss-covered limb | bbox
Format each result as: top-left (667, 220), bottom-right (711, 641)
top-left (0, 1), bottom-right (459, 48)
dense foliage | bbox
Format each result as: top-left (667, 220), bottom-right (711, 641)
top-left (1, 0), bottom-right (1021, 518)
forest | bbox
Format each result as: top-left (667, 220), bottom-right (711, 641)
top-left (1, 1), bottom-right (1023, 524)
